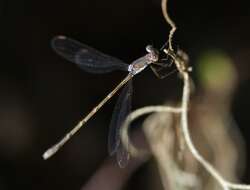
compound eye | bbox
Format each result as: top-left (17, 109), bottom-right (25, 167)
top-left (146, 45), bottom-right (154, 53)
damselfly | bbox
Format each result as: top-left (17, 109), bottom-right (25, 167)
top-left (43, 36), bottom-right (175, 167)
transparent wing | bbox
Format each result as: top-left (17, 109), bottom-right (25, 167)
top-left (116, 145), bottom-right (130, 168)
top-left (51, 36), bottom-right (128, 73)
top-left (108, 80), bottom-right (132, 167)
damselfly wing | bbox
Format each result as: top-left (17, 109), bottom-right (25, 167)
top-left (108, 80), bottom-right (132, 167)
top-left (51, 36), bottom-right (128, 73)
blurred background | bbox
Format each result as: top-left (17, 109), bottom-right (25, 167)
top-left (1, 0), bottom-right (250, 189)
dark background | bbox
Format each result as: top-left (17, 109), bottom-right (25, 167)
top-left (1, 0), bottom-right (250, 189)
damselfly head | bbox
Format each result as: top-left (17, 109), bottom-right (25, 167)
top-left (146, 45), bottom-right (159, 63)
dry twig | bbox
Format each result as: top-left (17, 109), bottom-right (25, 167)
top-left (120, 0), bottom-right (250, 189)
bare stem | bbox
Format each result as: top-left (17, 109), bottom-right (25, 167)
top-left (120, 0), bottom-right (250, 188)
top-left (161, 0), bottom-right (176, 51)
